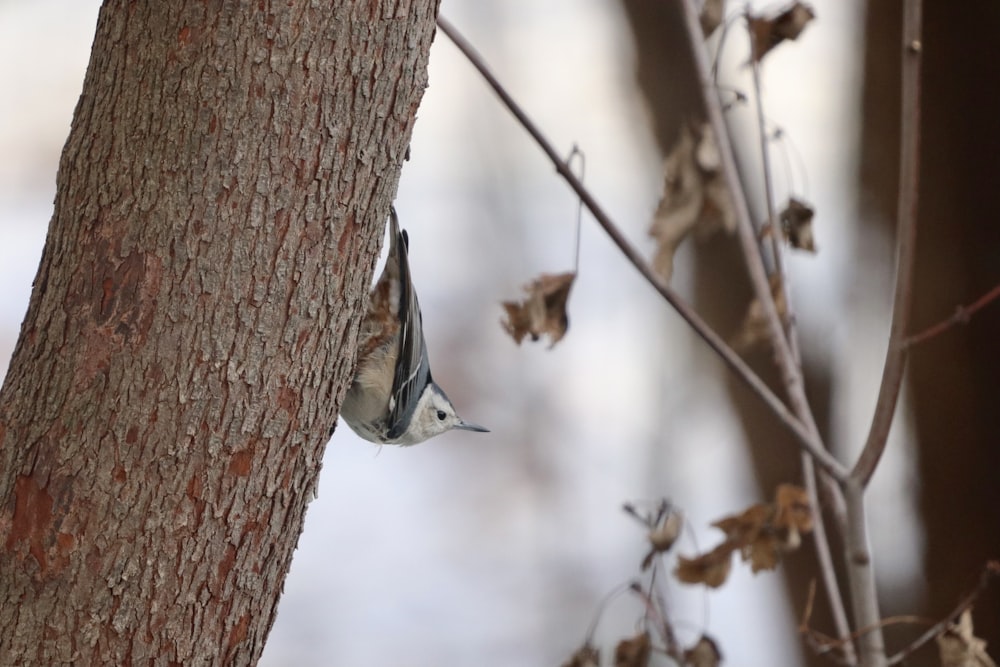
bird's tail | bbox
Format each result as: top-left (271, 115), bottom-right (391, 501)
top-left (388, 206), bottom-right (410, 261)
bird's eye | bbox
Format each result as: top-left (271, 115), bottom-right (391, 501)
top-left (436, 410), bottom-right (447, 421)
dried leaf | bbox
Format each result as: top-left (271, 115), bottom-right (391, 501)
top-left (700, 0), bottom-right (725, 37)
top-left (711, 485), bottom-right (813, 573)
top-left (626, 500), bottom-right (684, 569)
top-left (780, 197), bottom-right (816, 252)
top-left (749, 2), bottom-right (816, 62)
top-left (641, 508), bottom-right (684, 570)
top-left (675, 542), bottom-right (735, 588)
top-left (650, 123), bottom-right (735, 282)
top-left (695, 128), bottom-right (737, 237)
top-left (713, 502), bottom-right (772, 546)
top-left (649, 508), bottom-right (683, 553)
top-left (650, 127), bottom-right (702, 282)
top-left (937, 609), bottom-right (998, 667)
top-left (684, 635), bottom-right (723, 667)
top-left (730, 274), bottom-right (788, 351)
top-left (712, 502), bottom-right (782, 572)
top-left (562, 643), bottom-right (601, 667)
top-left (501, 272), bottom-right (575, 348)
top-left (774, 483), bottom-right (813, 534)
top-left (746, 533), bottom-right (783, 572)
top-left (614, 632), bottom-right (651, 667)
top-left (699, 171), bottom-right (737, 238)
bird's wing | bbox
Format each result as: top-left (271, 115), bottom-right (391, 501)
top-left (386, 207), bottom-right (432, 440)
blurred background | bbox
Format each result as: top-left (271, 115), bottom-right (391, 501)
top-left (2, 1), bottom-right (998, 666)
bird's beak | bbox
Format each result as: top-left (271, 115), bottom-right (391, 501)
top-left (455, 420), bottom-right (489, 433)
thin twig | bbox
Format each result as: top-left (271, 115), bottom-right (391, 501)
top-left (630, 583), bottom-right (684, 663)
top-left (805, 614), bottom-right (935, 660)
top-left (436, 15), bottom-right (848, 481)
top-left (801, 453), bottom-right (856, 661)
top-left (746, 20), bottom-right (802, 372)
top-left (886, 560), bottom-right (1000, 666)
top-left (770, 125), bottom-right (811, 199)
top-left (743, 22), bottom-right (856, 651)
top-left (566, 145), bottom-right (585, 274)
top-left (747, 13), bottom-right (788, 293)
top-left (583, 580), bottom-right (637, 645)
top-left (677, 1), bottom-right (854, 660)
top-left (906, 282), bottom-right (1000, 347)
top-left (677, 0), bottom-right (837, 481)
top-left (851, 0), bottom-right (923, 488)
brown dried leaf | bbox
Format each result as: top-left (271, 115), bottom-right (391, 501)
top-left (713, 502), bottom-right (772, 547)
top-left (699, 171), bottom-right (737, 237)
top-left (712, 503), bottom-right (783, 572)
top-left (749, 2), bottom-right (816, 62)
top-left (780, 197), bottom-right (816, 252)
top-left (684, 635), bottom-right (723, 667)
top-left (700, 0), bottom-right (725, 37)
top-left (614, 632), bottom-right (651, 667)
top-left (501, 272), bottom-right (575, 348)
top-left (651, 127), bottom-right (702, 282)
top-left (562, 643), bottom-right (601, 667)
top-left (746, 533), bottom-right (783, 572)
top-left (937, 609), bottom-right (998, 667)
top-left (675, 542), bottom-right (735, 588)
top-left (712, 486), bottom-right (812, 573)
top-left (730, 274), bottom-right (788, 351)
top-left (774, 483), bottom-right (813, 534)
top-left (650, 124), bottom-right (735, 282)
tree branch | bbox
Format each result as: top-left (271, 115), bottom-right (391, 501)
top-left (906, 282), bottom-right (1000, 347)
top-left (886, 561), bottom-right (1000, 666)
top-left (843, 480), bottom-right (887, 667)
top-left (675, 0), bottom-right (837, 481)
top-left (436, 14), bottom-right (849, 481)
top-left (676, 1), bottom-right (854, 659)
top-left (851, 0), bottom-right (923, 488)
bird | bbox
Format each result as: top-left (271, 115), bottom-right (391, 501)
top-left (338, 207), bottom-right (489, 445)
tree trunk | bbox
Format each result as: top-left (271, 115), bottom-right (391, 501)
top-left (0, 1), bottom-right (438, 664)
top-left (858, 3), bottom-right (1000, 661)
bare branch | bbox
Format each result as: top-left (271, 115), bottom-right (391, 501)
top-left (436, 14), bottom-right (849, 481)
top-left (851, 0), bottom-right (923, 488)
top-left (844, 480), bottom-right (888, 667)
top-left (801, 453), bottom-right (856, 661)
top-left (677, 1), bottom-right (855, 658)
top-left (747, 13), bottom-right (789, 296)
top-left (906, 283), bottom-right (1000, 347)
top-left (676, 0), bottom-right (837, 477)
top-left (886, 561), bottom-right (1000, 666)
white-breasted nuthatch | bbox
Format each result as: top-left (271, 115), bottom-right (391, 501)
top-left (339, 207), bottom-right (488, 445)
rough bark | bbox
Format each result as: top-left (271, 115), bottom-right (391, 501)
top-left (0, 1), bottom-right (438, 664)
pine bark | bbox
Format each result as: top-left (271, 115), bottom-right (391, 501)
top-left (0, 1), bottom-right (438, 664)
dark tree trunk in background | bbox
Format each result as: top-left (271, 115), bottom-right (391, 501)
top-left (620, 3), bottom-right (835, 665)
top-left (0, 1), bottom-right (438, 664)
top-left (859, 3), bottom-right (1000, 662)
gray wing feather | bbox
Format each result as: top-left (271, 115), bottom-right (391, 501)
top-left (385, 208), bottom-right (432, 440)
